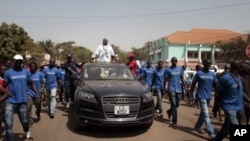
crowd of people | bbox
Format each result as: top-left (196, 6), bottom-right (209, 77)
top-left (0, 37), bottom-right (249, 141)
top-left (138, 58), bottom-right (250, 141)
top-left (0, 53), bottom-right (80, 141)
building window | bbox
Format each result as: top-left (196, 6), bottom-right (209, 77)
top-left (188, 51), bottom-right (198, 59)
top-left (150, 55), bottom-right (154, 60)
top-left (201, 52), bottom-right (211, 60)
top-left (157, 53), bottom-right (161, 59)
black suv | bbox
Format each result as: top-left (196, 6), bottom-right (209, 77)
top-left (69, 63), bottom-right (155, 130)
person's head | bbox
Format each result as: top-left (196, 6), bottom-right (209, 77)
top-left (171, 57), bottom-right (178, 67)
top-left (224, 64), bottom-right (230, 72)
top-left (182, 65), bottom-right (187, 71)
top-left (67, 53), bottom-right (73, 62)
top-left (146, 60), bottom-right (152, 67)
top-left (195, 64), bottom-right (202, 71)
top-left (202, 59), bottom-right (211, 71)
top-left (230, 60), bottom-right (240, 73)
top-left (103, 38), bottom-right (108, 46)
top-left (157, 61), bottom-right (163, 69)
top-left (5, 60), bottom-right (13, 69)
top-left (49, 58), bottom-right (56, 67)
top-left (239, 63), bottom-right (250, 77)
top-left (0, 64), bottom-right (6, 77)
top-left (127, 53), bottom-right (135, 61)
top-left (13, 54), bottom-right (24, 69)
top-left (29, 61), bottom-right (38, 73)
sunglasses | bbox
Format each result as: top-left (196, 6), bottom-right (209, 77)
top-left (14, 59), bottom-right (23, 63)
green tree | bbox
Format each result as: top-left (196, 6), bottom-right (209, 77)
top-left (59, 44), bottom-right (93, 63)
top-left (0, 22), bottom-right (38, 63)
top-left (131, 47), bottom-right (148, 61)
top-left (217, 34), bottom-right (250, 62)
top-left (111, 44), bottom-right (128, 63)
top-left (37, 39), bottom-right (56, 57)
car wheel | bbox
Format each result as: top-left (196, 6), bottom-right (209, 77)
top-left (73, 114), bottom-right (82, 130)
top-left (68, 103), bottom-right (82, 130)
top-left (142, 118), bottom-right (153, 129)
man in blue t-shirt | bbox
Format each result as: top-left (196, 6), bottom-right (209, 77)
top-left (152, 61), bottom-right (166, 118)
top-left (43, 58), bottom-right (62, 119)
top-left (141, 60), bottom-right (155, 91)
top-left (165, 57), bottom-right (186, 125)
top-left (190, 59), bottom-right (217, 140)
top-left (26, 61), bottom-right (45, 124)
top-left (214, 61), bottom-right (243, 141)
top-left (3, 54), bottom-right (39, 140)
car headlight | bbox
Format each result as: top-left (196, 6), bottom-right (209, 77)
top-left (78, 91), bottom-right (97, 103)
top-left (143, 92), bottom-right (153, 102)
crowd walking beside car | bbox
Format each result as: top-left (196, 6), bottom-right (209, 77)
top-left (0, 50), bottom-right (249, 141)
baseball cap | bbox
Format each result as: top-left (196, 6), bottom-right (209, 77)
top-left (67, 54), bottom-right (72, 58)
top-left (13, 54), bottom-right (24, 60)
top-left (128, 53), bottom-right (135, 58)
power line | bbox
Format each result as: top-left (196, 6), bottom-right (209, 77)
top-left (0, 2), bottom-right (249, 19)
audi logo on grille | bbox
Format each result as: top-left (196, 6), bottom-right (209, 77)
top-left (115, 98), bottom-right (128, 104)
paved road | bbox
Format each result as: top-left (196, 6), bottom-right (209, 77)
top-left (0, 96), bottom-right (229, 141)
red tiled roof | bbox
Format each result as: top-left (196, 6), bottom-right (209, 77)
top-left (165, 28), bottom-right (244, 45)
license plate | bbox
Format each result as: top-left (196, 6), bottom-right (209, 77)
top-left (114, 105), bottom-right (129, 115)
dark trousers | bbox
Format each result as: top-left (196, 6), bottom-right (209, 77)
top-left (168, 91), bottom-right (182, 124)
top-left (64, 80), bottom-right (75, 102)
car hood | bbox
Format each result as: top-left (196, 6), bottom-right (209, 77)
top-left (83, 80), bottom-right (145, 96)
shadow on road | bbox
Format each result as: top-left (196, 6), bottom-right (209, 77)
top-left (152, 115), bottom-right (209, 141)
top-left (67, 125), bottom-right (148, 139)
top-left (1, 132), bottom-right (34, 141)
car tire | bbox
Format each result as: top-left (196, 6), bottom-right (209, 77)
top-left (141, 118), bottom-right (153, 129)
top-left (72, 114), bottom-right (82, 130)
top-left (68, 102), bottom-right (81, 130)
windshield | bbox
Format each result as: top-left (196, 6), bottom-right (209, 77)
top-left (81, 64), bottom-right (135, 80)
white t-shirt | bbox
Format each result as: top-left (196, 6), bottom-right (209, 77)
top-left (95, 44), bottom-right (115, 63)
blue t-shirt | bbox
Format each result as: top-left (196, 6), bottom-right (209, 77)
top-left (141, 67), bottom-right (155, 86)
top-left (165, 66), bottom-right (184, 93)
top-left (153, 68), bottom-right (165, 90)
top-left (217, 72), bottom-right (243, 111)
top-left (43, 67), bottom-right (61, 90)
top-left (192, 70), bottom-right (217, 99)
top-left (4, 68), bottom-right (32, 103)
top-left (59, 69), bottom-right (65, 85)
top-left (29, 71), bottom-right (45, 96)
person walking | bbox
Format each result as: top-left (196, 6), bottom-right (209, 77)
top-left (152, 61), bottom-right (166, 118)
top-left (0, 64), bottom-right (10, 131)
top-left (2, 54), bottom-right (39, 140)
top-left (238, 63), bottom-right (250, 125)
top-left (94, 38), bottom-right (115, 63)
top-left (190, 59), bottom-right (217, 140)
top-left (26, 61), bottom-right (45, 124)
top-left (63, 54), bottom-right (77, 108)
top-left (141, 60), bottom-right (155, 91)
top-left (214, 61), bottom-right (243, 141)
top-left (58, 63), bottom-right (65, 104)
top-left (43, 58), bottom-right (62, 119)
top-left (165, 57), bottom-right (186, 126)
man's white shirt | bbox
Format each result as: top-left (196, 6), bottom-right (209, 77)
top-left (95, 44), bottom-right (115, 63)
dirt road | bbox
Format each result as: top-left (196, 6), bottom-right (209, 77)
top-left (0, 97), bottom-right (229, 141)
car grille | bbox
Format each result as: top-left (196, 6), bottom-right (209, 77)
top-left (101, 96), bottom-right (140, 118)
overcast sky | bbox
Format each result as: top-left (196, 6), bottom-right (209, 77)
top-left (0, 0), bottom-right (250, 52)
